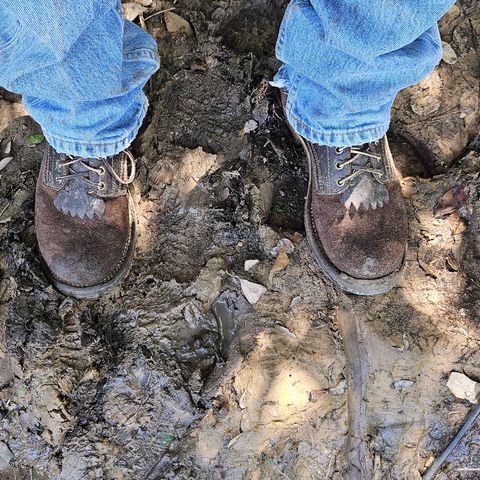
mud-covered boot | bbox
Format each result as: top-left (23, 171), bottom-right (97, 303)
top-left (281, 91), bottom-right (407, 295)
top-left (35, 144), bottom-right (137, 299)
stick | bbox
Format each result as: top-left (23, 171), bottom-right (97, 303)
top-left (423, 404), bottom-right (480, 480)
top-left (336, 294), bottom-right (372, 480)
top-left (144, 7), bottom-right (175, 21)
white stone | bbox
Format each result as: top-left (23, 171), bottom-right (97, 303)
top-left (0, 442), bottom-right (13, 472)
top-left (441, 41), bottom-right (458, 65)
top-left (239, 278), bottom-right (267, 305)
top-left (244, 259), bottom-right (260, 271)
top-left (447, 372), bottom-right (479, 404)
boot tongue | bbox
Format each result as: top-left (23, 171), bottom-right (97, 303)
top-left (54, 157), bottom-right (106, 220)
top-left (71, 157), bottom-right (98, 175)
top-left (340, 143), bottom-right (390, 212)
top-left (341, 175), bottom-right (390, 211)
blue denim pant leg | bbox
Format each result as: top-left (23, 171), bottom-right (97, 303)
top-left (0, 1), bottom-right (160, 157)
top-left (272, 0), bottom-right (455, 147)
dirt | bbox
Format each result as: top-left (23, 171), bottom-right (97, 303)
top-left (0, 1), bottom-right (479, 479)
top-left (392, 0), bottom-right (480, 175)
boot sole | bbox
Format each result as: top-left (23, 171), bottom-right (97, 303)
top-left (43, 195), bottom-right (137, 300)
top-left (286, 120), bottom-right (406, 296)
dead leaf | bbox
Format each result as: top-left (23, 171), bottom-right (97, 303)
top-left (0, 100), bottom-right (27, 133)
top-left (446, 254), bottom-right (460, 272)
top-left (410, 94), bottom-right (441, 116)
top-left (273, 322), bottom-right (297, 339)
top-left (447, 213), bottom-right (467, 235)
top-left (309, 389), bottom-right (326, 403)
top-left (239, 278), bottom-right (266, 305)
top-left (257, 182), bottom-right (275, 220)
top-left (164, 11), bottom-right (194, 37)
top-left (122, 2), bottom-right (148, 21)
top-left (271, 238), bottom-right (295, 256)
top-left (288, 232), bottom-right (304, 245)
top-left (268, 251), bottom-right (289, 284)
top-left (433, 185), bottom-right (468, 217)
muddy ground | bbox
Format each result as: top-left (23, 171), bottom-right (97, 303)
top-left (0, 1), bottom-right (479, 479)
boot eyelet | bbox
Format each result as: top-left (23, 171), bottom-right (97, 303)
top-left (335, 161), bottom-right (344, 170)
top-left (98, 166), bottom-right (106, 176)
top-left (98, 182), bottom-right (106, 191)
top-left (335, 147), bottom-right (345, 155)
top-left (336, 179), bottom-right (345, 187)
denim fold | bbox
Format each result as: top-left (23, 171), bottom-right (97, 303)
top-left (273, 0), bottom-right (455, 147)
top-left (0, 0), bottom-right (159, 157)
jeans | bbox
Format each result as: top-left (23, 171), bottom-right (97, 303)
top-left (0, 2), bottom-right (456, 155)
top-left (0, 0), bottom-right (159, 157)
top-left (272, 0), bottom-right (456, 147)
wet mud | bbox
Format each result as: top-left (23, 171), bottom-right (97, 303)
top-left (0, 1), bottom-right (479, 479)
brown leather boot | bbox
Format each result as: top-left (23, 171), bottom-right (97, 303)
top-left (35, 144), bottom-right (137, 299)
top-left (281, 91), bottom-right (407, 295)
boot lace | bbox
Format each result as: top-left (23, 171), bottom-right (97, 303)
top-left (57, 151), bottom-right (136, 193)
top-left (334, 145), bottom-right (383, 187)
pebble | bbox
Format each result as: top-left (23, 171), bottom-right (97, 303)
top-left (447, 372), bottom-right (479, 404)
top-left (393, 379), bottom-right (416, 391)
top-left (0, 442), bottom-right (13, 472)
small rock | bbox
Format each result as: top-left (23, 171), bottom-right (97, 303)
top-left (329, 379), bottom-right (347, 396)
top-left (242, 119), bottom-right (258, 134)
top-left (227, 433), bottom-right (243, 449)
top-left (3, 141), bottom-right (12, 155)
top-left (164, 11), bottom-right (194, 37)
top-left (0, 354), bottom-right (13, 388)
top-left (289, 296), bottom-right (302, 309)
top-left (424, 455), bottom-right (435, 469)
top-left (441, 41), bottom-right (458, 65)
top-left (239, 278), bottom-right (267, 305)
top-left (0, 442), bottom-right (13, 471)
top-left (392, 379), bottom-right (416, 391)
top-left (0, 157), bottom-right (13, 172)
top-left (244, 259), bottom-right (260, 272)
top-left (447, 372), bottom-right (479, 404)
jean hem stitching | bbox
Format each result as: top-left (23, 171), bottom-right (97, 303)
top-left (43, 96), bottom-right (148, 156)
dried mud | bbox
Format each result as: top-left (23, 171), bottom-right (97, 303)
top-left (0, 1), bottom-right (479, 479)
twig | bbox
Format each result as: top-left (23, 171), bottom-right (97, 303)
top-left (422, 403), bottom-right (480, 480)
top-left (336, 294), bottom-right (372, 480)
top-left (270, 461), bottom-right (292, 480)
top-left (144, 7), bottom-right (175, 21)
top-left (0, 202), bottom-right (9, 218)
top-left (325, 453), bottom-right (334, 479)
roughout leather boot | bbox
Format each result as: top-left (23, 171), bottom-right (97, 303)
top-left (35, 144), bottom-right (137, 299)
top-left (281, 90), bottom-right (408, 295)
